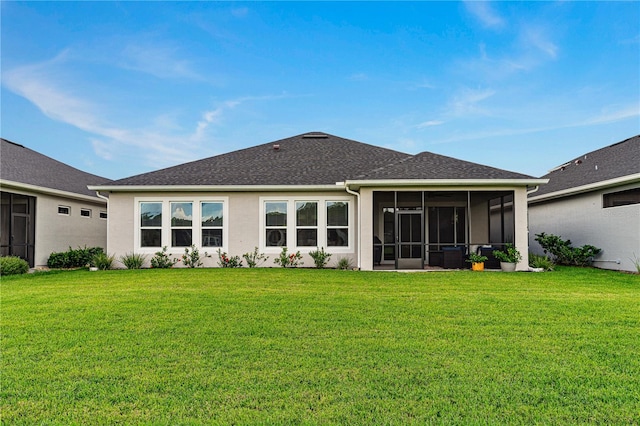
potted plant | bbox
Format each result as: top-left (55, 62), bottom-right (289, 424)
top-left (493, 244), bottom-right (522, 272)
top-left (467, 252), bottom-right (488, 271)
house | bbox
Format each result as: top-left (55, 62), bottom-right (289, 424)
top-left (89, 132), bottom-right (546, 271)
top-left (1, 138), bottom-right (111, 267)
top-left (528, 135), bottom-right (640, 272)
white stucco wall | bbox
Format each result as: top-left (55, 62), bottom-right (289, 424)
top-left (106, 191), bottom-right (358, 269)
top-left (528, 183), bottom-right (640, 272)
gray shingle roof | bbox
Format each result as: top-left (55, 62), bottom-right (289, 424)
top-left (105, 132), bottom-right (537, 187)
top-left (532, 135), bottom-right (640, 197)
top-left (1, 138), bottom-right (111, 198)
top-left (109, 133), bottom-right (413, 186)
top-left (356, 151), bottom-right (534, 180)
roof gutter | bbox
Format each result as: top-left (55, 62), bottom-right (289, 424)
top-left (341, 182), bottom-right (361, 270)
top-left (1, 179), bottom-right (108, 204)
top-left (528, 173), bottom-right (640, 204)
top-left (87, 184), bottom-right (343, 193)
top-left (343, 178), bottom-right (548, 190)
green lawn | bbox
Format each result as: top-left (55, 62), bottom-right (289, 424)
top-left (2, 267), bottom-right (639, 424)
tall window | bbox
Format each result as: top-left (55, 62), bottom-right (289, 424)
top-left (265, 202), bottom-right (287, 246)
top-left (327, 201), bottom-right (348, 246)
top-left (171, 202), bottom-right (192, 247)
top-left (296, 202), bottom-right (317, 246)
top-left (202, 202), bottom-right (223, 247)
top-left (140, 202), bottom-right (162, 247)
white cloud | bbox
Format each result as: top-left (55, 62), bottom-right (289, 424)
top-left (447, 87), bottom-right (496, 116)
top-left (521, 26), bottom-right (558, 59)
top-left (464, 1), bottom-right (504, 29)
top-left (417, 120), bottom-right (444, 129)
top-left (118, 43), bottom-right (203, 80)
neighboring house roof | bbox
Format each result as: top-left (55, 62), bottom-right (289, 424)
top-left (94, 132), bottom-right (541, 191)
top-left (0, 138), bottom-right (111, 199)
top-left (529, 135), bottom-right (640, 202)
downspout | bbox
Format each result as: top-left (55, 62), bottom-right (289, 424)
top-left (95, 191), bottom-right (109, 253)
top-left (343, 184), bottom-right (361, 270)
top-left (527, 185), bottom-right (540, 195)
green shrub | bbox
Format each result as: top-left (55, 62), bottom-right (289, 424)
top-left (274, 247), bottom-right (303, 268)
top-left (242, 247), bottom-right (269, 268)
top-left (150, 247), bottom-right (176, 269)
top-left (119, 253), bottom-right (147, 269)
top-left (309, 247), bottom-right (332, 269)
top-left (335, 257), bottom-right (353, 270)
top-left (47, 246), bottom-right (104, 268)
top-left (535, 233), bottom-right (601, 267)
top-left (179, 245), bottom-right (211, 268)
top-left (529, 253), bottom-right (554, 271)
top-left (93, 253), bottom-right (115, 270)
top-left (0, 256), bottom-right (29, 276)
top-left (217, 249), bottom-right (243, 268)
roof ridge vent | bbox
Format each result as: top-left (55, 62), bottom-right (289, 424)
top-left (302, 133), bottom-right (328, 138)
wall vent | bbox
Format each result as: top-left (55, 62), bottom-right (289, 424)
top-left (302, 133), bottom-right (328, 138)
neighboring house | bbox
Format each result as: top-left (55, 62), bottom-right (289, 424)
top-left (1, 138), bottom-right (111, 267)
top-left (528, 135), bottom-right (640, 272)
top-left (90, 132), bottom-right (546, 271)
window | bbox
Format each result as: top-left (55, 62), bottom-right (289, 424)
top-left (171, 202), bottom-right (193, 247)
top-left (140, 202), bottom-right (162, 247)
top-left (99, 211), bottom-right (108, 219)
top-left (201, 202), bottom-right (223, 247)
top-left (327, 201), bottom-right (348, 247)
top-left (604, 188), bottom-right (640, 208)
top-left (80, 208), bottom-right (91, 218)
top-left (265, 201), bottom-right (287, 246)
top-left (58, 206), bottom-right (70, 215)
top-left (296, 202), bottom-right (317, 246)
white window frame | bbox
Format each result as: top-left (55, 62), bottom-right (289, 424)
top-left (201, 201), bottom-right (225, 248)
top-left (58, 205), bottom-right (70, 216)
top-left (80, 208), bottom-right (92, 218)
top-left (139, 201), bottom-right (163, 249)
top-left (170, 201), bottom-right (194, 248)
top-left (135, 197), bottom-right (229, 254)
top-left (295, 201), bottom-right (319, 247)
top-left (99, 211), bottom-right (108, 220)
top-left (259, 195), bottom-right (353, 254)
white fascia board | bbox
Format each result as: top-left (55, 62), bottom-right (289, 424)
top-left (342, 178), bottom-right (548, 190)
top-left (528, 173), bottom-right (640, 204)
top-left (87, 184), bottom-right (344, 193)
top-left (1, 179), bottom-right (107, 204)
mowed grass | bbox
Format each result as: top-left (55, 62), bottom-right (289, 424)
top-left (2, 267), bottom-right (639, 424)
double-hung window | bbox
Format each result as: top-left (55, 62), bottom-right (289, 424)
top-left (265, 201), bottom-right (287, 246)
top-left (327, 201), bottom-right (349, 247)
top-left (201, 202), bottom-right (223, 247)
top-left (171, 202), bottom-right (193, 247)
top-left (296, 202), bottom-right (318, 246)
top-left (140, 202), bottom-right (162, 247)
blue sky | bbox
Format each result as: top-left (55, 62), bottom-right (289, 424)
top-left (2, 1), bottom-right (639, 180)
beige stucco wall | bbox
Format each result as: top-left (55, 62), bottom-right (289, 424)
top-left (529, 183), bottom-right (640, 272)
top-left (106, 191), bottom-right (358, 269)
top-left (4, 187), bottom-right (107, 267)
